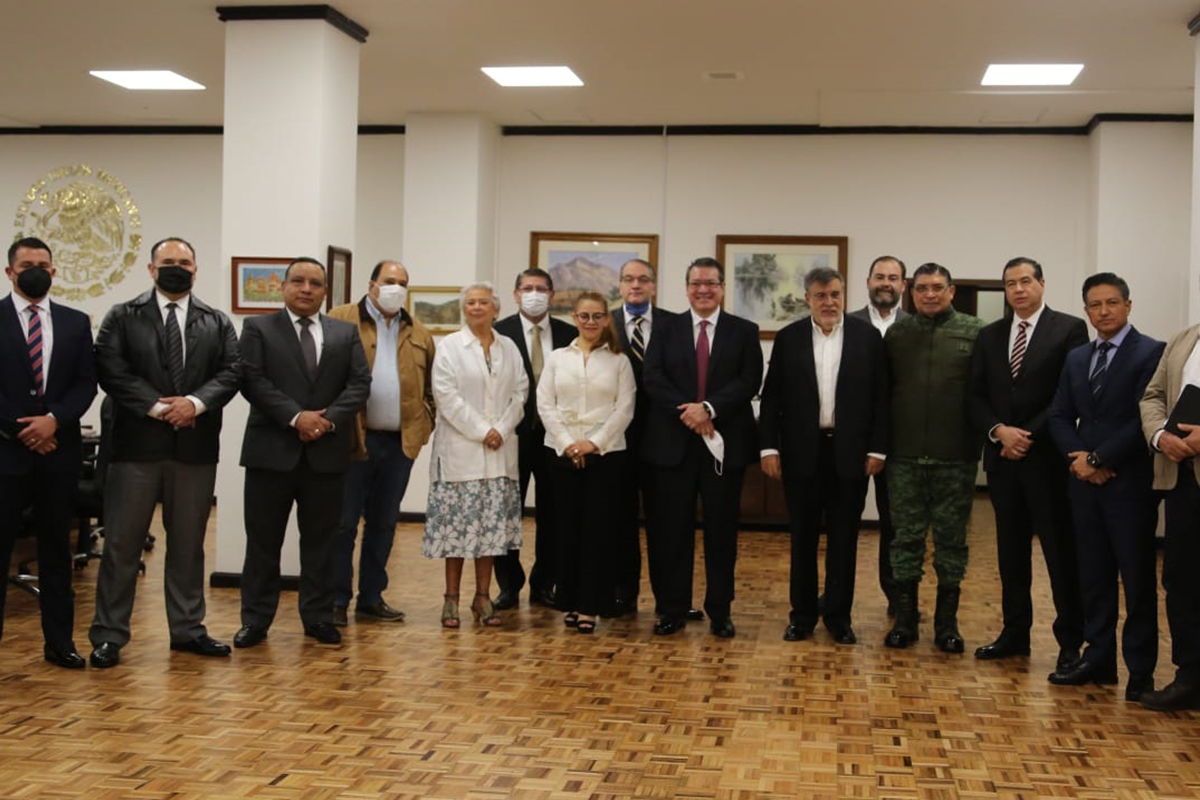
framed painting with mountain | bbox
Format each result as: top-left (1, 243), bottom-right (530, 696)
top-left (530, 231), bottom-right (659, 317)
top-left (716, 234), bottom-right (848, 340)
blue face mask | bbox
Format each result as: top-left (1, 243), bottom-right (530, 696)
top-left (624, 300), bottom-right (651, 316)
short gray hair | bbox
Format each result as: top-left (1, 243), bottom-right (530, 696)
top-left (460, 281), bottom-right (501, 312)
top-left (804, 267), bottom-right (843, 292)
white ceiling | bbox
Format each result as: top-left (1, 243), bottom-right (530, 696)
top-left (2, 0), bottom-right (1197, 128)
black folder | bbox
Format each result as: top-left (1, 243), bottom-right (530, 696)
top-left (1165, 384), bottom-right (1200, 437)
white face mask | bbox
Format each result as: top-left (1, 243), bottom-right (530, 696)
top-left (520, 290), bottom-right (550, 318)
top-left (375, 284), bottom-right (407, 314)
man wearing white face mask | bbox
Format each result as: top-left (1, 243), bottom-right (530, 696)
top-left (493, 268), bottom-right (577, 609)
top-left (327, 260), bottom-right (436, 626)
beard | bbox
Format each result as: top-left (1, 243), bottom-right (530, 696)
top-left (870, 287), bottom-right (899, 309)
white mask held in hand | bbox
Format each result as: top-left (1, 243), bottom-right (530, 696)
top-left (520, 291), bottom-right (550, 317)
top-left (703, 429), bottom-right (725, 476)
top-left (375, 284), bottom-right (407, 314)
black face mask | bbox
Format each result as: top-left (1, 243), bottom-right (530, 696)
top-left (155, 266), bottom-right (194, 294)
top-left (16, 267), bottom-right (52, 299)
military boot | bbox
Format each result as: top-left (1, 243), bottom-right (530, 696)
top-left (934, 584), bottom-right (964, 653)
top-left (884, 582), bottom-right (920, 648)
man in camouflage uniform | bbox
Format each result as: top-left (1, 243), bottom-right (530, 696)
top-left (884, 263), bottom-right (984, 652)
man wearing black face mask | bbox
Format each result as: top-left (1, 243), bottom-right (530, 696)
top-left (88, 237), bottom-right (240, 668)
top-left (0, 237), bottom-right (98, 668)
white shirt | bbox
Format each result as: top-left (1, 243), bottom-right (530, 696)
top-left (867, 304), bottom-right (901, 336)
top-left (286, 307), bottom-right (324, 365)
top-left (429, 328), bottom-right (528, 482)
top-left (536, 339), bottom-right (636, 456)
top-left (813, 317), bottom-right (844, 429)
top-left (1007, 302), bottom-right (1046, 366)
top-left (623, 306), bottom-right (656, 348)
top-left (363, 298), bottom-right (402, 432)
top-left (690, 307), bottom-right (720, 351)
top-left (148, 291), bottom-right (208, 419)
top-left (11, 291), bottom-right (54, 382)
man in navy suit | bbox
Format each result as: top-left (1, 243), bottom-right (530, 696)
top-left (970, 257), bottom-right (1089, 669)
top-left (1047, 273), bottom-right (1163, 702)
top-left (0, 237), bottom-right (98, 668)
top-left (641, 257), bottom-right (763, 638)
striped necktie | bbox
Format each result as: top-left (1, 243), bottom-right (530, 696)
top-left (27, 304), bottom-right (44, 395)
top-left (165, 302), bottom-right (186, 393)
top-left (1010, 320), bottom-right (1029, 379)
top-left (630, 315), bottom-right (646, 361)
top-left (1089, 341), bottom-right (1112, 398)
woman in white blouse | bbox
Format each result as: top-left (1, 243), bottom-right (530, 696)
top-left (423, 283), bottom-right (528, 628)
top-left (536, 292), bottom-right (635, 633)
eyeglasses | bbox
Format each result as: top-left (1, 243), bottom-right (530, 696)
top-left (574, 312), bottom-right (608, 323)
top-left (913, 284), bottom-right (949, 295)
top-left (687, 280), bottom-right (723, 289)
top-left (619, 276), bottom-right (654, 284)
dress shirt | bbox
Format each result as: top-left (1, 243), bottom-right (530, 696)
top-left (148, 291), bottom-right (208, 420)
top-left (11, 291), bottom-right (54, 381)
top-left (623, 305), bottom-right (656, 347)
top-left (1088, 322), bottom-right (1132, 375)
top-left (363, 298), bottom-right (402, 432)
top-left (1007, 302), bottom-right (1046, 364)
top-left (285, 308), bottom-right (326, 429)
top-left (867, 304), bottom-right (901, 336)
top-left (813, 317), bottom-right (844, 429)
top-left (520, 314), bottom-right (554, 368)
top-left (690, 307), bottom-right (720, 419)
top-left (536, 339), bottom-right (636, 456)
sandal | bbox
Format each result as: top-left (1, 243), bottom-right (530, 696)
top-left (576, 617), bottom-right (596, 634)
top-left (563, 612), bottom-right (579, 628)
top-left (441, 594), bottom-right (460, 629)
top-left (472, 593), bottom-right (502, 627)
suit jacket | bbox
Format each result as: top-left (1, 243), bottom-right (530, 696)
top-left (969, 307), bottom-right (1088, 471)
top-left (612, 305), bottom-right (679, 448)
top-left (0, 295), bottom-right (98, 476)
top-left (493, 312), bottom-right (576, 438)
top-left (848, 305), bottom-right (907, 330)
top-left (1049, 326), bottom-right (1164, 491)
top-left (641, 309), bottom-right (763, 469)
top-left (96, 289), bottom-right (240, 464)
top-left (238, 310), bottom-right (371, 473)
top-left (1139, 323), bottom-right (1200, 491)
top-left (759, 315), bottom-right (889, 480)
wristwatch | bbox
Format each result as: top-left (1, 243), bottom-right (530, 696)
top-left (1086, 452), bottom-right (1102, 468)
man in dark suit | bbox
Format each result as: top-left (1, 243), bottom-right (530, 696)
top-left (609, 258), bottom-right (677, 616)
top-left (492, 268), bottom-right (576, 609)
top-left (234, 258), bottom-right (371, 648)
top-left (1047, 273), bottom-right (1163, 702)
top-left (87, 237), bottom-right (240, 668)
top-left (642, 256), bottom-right (763, 638)
top-left (848, 255), bottom-right (908, 614)
top-left (970, 257), bottom-right (1089, 670)
top-left (0, 237), bottom-right (97, 668)
top-left (761, 267), bottom-right (889, 645)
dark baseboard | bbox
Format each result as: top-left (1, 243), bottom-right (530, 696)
top-left (210, 571), bottom-right (299, 591)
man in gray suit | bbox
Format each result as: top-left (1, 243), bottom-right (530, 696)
top-left (234, 258), bottom-right (371, 648)
top-left (848, 255), bottom-right (907, 614)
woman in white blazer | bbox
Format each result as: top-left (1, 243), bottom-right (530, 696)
top-left (423, 283), bottom-right (527, 628)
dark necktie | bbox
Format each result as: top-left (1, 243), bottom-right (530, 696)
top-left (1010, 320), bottom-right (1028, 379)
top-left (27, 305), bottom-right (44, 396)
top-left (696, 319), bottom-right (710, 401)
top-left (630, 315), bottom-right (646, 361)
top-left (165, 302), bottom-right (185, 393)
top-left (299, 317), bottom-right (318, 379)
top-left (1089, 341), bottom-right (1112, 397)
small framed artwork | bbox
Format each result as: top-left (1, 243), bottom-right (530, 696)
top-left (407, 286), bottom-right (463, 333)
top-left (716, 234), bottom-right (848, 339)
top-left (231, 256), bottom-right (293, 315)
top-left (326, 246), bottom-right (352, 311)
top-left (530, 231), bottom-right (659, 316)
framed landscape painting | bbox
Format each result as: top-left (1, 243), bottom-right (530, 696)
top-left (716, 235), bottom-right (848, 339)
top-left (530, 231), bottom-right (659, 316)
top-left (231, 256), bottom-right (292, 315)
top-left (408, 286), bottom-right (463, 333)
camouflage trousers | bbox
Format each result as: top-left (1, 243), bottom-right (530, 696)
top-left (887, 458), bottom-right (976, 586)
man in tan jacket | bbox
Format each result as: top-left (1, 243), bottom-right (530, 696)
top-left (327, 260), bottom-right (436, 626)
top-left (1140, 317), bottom-right (1200, 711)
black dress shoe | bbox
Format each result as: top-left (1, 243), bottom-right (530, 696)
top-left (607, 598), bottom-right (637, 617)
top-left (170, 634), bottom-right (232, 657)
top-left (1126, 673), bottom-right (1154, 702)
top-left (492, 590), bottom-right (519, 610)
top-left (304, 622), bottom-right (342, 644)
top-left (783, 623), bottom-right (814, 642)
top-left (686, 608), bottom-right (705, 621)
top-left (974, 634), bottom-right (1030, 660)
top-left (89, 641), bottom-right (121, 668)
top-left (233, 624), bottom-right (269, 649)
top-left (1047, 659), bottom-right (1118, 686)
top-left (1141, 680), bottom-right (1200, 712)
top-left (332, 605), bottom-right (348, 627)
top-left (356, 600), bottom-right (405, 622)
top-left (710, 618), bottom-right (736, 638)
top-left (827, 624), bottom-right (858, 645)
top-left (653, 616), bottom-right (686, 636)
top-left (44, 644), bottom-right (85, 669)
top-left (529, 588), bottom-right (559, 609)
top-left (1056, 647), bottom-right (1081, 672)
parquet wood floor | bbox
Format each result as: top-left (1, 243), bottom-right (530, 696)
top-left (2, 496), bottom-right (1198, 800)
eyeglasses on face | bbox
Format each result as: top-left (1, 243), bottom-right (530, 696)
top-left (620, 275), bottom-right (654, 284)
top-left (574, 312), bottom-right (608, 323)
top-left (687, 280), bottom-right (723, 289)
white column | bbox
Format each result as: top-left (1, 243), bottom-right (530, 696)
top-left (213, 14), bottom-right (362, 579)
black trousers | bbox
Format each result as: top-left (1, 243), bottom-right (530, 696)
top-left (494, 429), bottom-right (556, 597)
top-left (987, 455), bottom-right (1084, 650)
top-left (240, 462), bottom-right (344, 628)
top-left (782, 435), bottom-right (869, 629)
top-left (1164, 465), bottom-right (1200, 684)
top-left (646, 439), bottom-right (745, 621)
top-left (0, 470), bottom-right (79, 649)
top-left (548, 448), bottom-right (625, 617)
top-left (874, 467), bottom-right (898, 604)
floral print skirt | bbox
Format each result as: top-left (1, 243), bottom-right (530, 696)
top-left (422, 477), bottom-right (523, 559)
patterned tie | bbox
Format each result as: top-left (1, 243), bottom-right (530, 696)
top-left (530, 323), bottom-right (544, 383)
top-left (27, 305), bottom-right (44, 396)
top-left (1089, 341), bottom-right (1112, 398)
top-left (1010, 320), bottom-right (1029, 379)
top-left (630, 315), bottom-right (646, 361)
top-left (696, 319), bottom-right (710, 401)
top-left (165, 302), bottom-right (186, 393)
top-left (299, 317), bottom-right (318, 379)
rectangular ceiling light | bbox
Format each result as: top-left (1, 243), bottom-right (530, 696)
top-left (90, 70), bottom-right (205, 90)
top-left (981, 64), bottom-right (1083, 86)
top-left (481, 66), bottom-right (583, 87)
